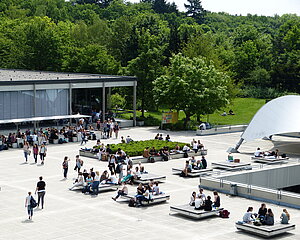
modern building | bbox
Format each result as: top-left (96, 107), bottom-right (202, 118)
top-left (0, 69), bottom-right (137, 125)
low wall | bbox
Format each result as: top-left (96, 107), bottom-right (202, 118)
top-left (79, 149), bottom-right (207, 164)
top-left (196, 125), bottom-right (248, 136)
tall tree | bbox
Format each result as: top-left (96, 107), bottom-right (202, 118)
top-left (153, 53), bottom-right (232, 126)
top-left (184, 0), bottom-right (205, 24)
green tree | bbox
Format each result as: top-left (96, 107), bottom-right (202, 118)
top-left (153, 53), bottom-right (232, 126)
top-left (184, 0), bottom-right (205, 24)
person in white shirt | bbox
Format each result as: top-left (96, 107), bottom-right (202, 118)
top-left (91, 171), bottom-right (100, 195)
top-left (192, 140), bottom-right (198, 153)
top-left (254, 147), bottom-right (262, 157)
top-left (133, 166), bottom-right (141, 179)
top-left (197, 188), bottom-right (206, 201)
top-left (69, 173), bottom-right (84, 190)
top-left (152, 182), bottom-right (160, 195)
top-left (182, 145), bottom-right (190, 152)
top-left (243, 207), bottom-right (255, 223)
top-left (194, 196), bottom-right (204, 210)
top-left (25, 192), bottom-right (34, 220)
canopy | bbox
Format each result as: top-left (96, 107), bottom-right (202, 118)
top-left (0, 114), bottom-right (91, 124)
top-left (241, 95), bottom-right (300, 142)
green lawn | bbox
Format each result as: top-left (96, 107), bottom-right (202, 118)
top-left (118, 98), bottom-right (266, 126)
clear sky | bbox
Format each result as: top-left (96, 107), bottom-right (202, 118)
top-left (129, 0), bottom-right (300, 16)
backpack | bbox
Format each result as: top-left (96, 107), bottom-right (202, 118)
top-left (128, 198), bottom-right (136, 207)
top-left (219, 210), bottom-right (230, 218)
top-left (30, 196), bottom-right (37, 208)
top-left (148, 157), bottom-right (155, 163)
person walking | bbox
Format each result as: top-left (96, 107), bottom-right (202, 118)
top-left (32, 143), bottom-right (39, 164)
top-left (39, 144), bottom-right (47, 165)
top-left (35, 176), bottom-right (46, 209)
top-left (74, 155), bottom-right (83, 173)
top-left (23, 141), bottom-right (30, 163)
top-left (113, 122), bottom-right (120, 138)
top-left (62, 156), bottom-right (70, 179)
top-left (25, 192), bottom-right (34, 220)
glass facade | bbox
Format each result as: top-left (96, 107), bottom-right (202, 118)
top-left (0, 89), bottom-right (69, 120)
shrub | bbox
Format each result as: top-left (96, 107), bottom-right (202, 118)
top-left (105, 140), bottom-right (188, 156)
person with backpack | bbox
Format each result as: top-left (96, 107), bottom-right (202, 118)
top-left (25, 192), bottom-right (36, 220)
top-left (113, 122), bottom-right (120, 138)
top-left (62, 157), bottom-right (70, 179)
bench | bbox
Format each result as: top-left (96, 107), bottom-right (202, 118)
top-left (235, 222), bottom-right (295, 238)
top-left (133, 173), bottom-right (166, 184)
top-left (170, 204), bottom-right (223, 219)
top-left (172, 167), bottom-right (213, 177)
top-left (251, 156), bottom-right (289, 164)
top-left (79, 149), bottom-right (208, 163)
top-left (212, 162), bottom-right (252, 171)
top-left (122, 193), bottom-right (170, 205)
top-left (70, 184), bottom-right (118, 192)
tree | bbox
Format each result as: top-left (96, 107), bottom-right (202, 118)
top-left (153, 53), bottom-right (232, 126)
top-left (184, 0), bottom-right (205, 24)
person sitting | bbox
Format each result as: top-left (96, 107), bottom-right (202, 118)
top-left (199, 122), bottom-right (206, 130)
top-left (150, 146), bottom-right (158, 156)
top-left (138, 162), bottom-right (145, 173)
top-left (192, 140), bottom-right (198, 153)
top-left (160, 147), bottom-right (169, 161)
top-left (181, 161), bottom-right (192, 177)
top-left (106, 172), bottom-right (118, 185)
top-left (121, 136), bottom-right (125, 143)
top-left (133, 166), bottom-right (141, 180)
top-left (189, 191), bottom-right (196, 206)
top-left (280, 209), bottom-right (290, 224)
top-left (152, 182), bottom-right (160, 195)
top-left (126, 136), bottom-right (133, 143)
top-left (136, 185), bottom-right (152, 206)
top-left (135, 183), bottom-right (145, 200)
top-left (201, 156), bottom-right (207, 169)
top-left (100, 170), bottom-right (110, 184)
top-left (194, 195), bottom-right (204, 210)
top-left (203, 196), bottom-right (213, 211)
top-left (148, 179), bottom-right (154, 192)
top-left (82, 174), bottom-right (93, 194)
top-left (221, 111), bottom-right (227, 116)
top-left (258, 203), bottom-right (267, 221)
top-left (182, 144), bottom-right (190, 152)
top-left (143, 147), bottom-right (150, 158)
top-left (229, 109), bottom-right (234, 115)
top-left (154, 133), bottom-right (159, 140)
top-left (121, 169), bottom-right (134, 184)
top-left (213, 191), bottom-right (220, 208)
top-left (112, 183), bottom-right (128, 201)
top-left (158, 134), bottom-right (163, 140)
top-left (254, 147), bottom-right (263, 157)
top-left (165, 134), bottom-right (171, 142)
top-left (228, 153), bottom-right (234, 162)
top-left (243, 207), bottom-right (255, 223)
top-left (173, 144), bottom-right (181, 153)
top-left (197, 140), bottom-right (204, 150)
top-left (262, 208), bottom-right (274, 225)
top-left (197, 188), bottom-right (206, 200)
top-left (69, 172), bottom-right (84, 190)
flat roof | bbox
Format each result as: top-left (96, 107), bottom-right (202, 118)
top-left (0, 69), bottom-right (136, 86)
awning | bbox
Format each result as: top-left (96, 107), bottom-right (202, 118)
top-left (0, 114), bottom-right (91, 124)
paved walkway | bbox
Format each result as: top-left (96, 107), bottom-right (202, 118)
top-left (0, 127), bottom-right (299, 239)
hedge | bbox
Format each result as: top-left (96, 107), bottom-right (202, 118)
top-left (103, 140), bottom-right (188, 157)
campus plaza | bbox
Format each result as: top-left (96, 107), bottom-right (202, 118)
top-left (0, 126), bottom-right (299, 240)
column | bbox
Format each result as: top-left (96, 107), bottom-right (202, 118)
top-left (102, 82), bottom-right (105, 122)
top-left (33, 84), bottom-right (37, 130)
top-left (133, 81), bottom-right (137, 127)
top-left (69, 83), bottom-right (72, 125)
top-left (107, 87), bottom-right (111, 109)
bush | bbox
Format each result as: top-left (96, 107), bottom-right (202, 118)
top-left (239, 86), bottom-right (292, 99)
top-left (106, 140), bottom-right (187, 156)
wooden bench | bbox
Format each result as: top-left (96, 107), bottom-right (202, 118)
top-left (133, 173), bottom-right (166, 184)
top-left (170, 204), bottom-right (223, 219)
top-left (212, 162), bottom-right (252, 171)
top-left (235, 222), bottom-right (295, 238)
top-left (122, 193), bottom-right (170, 205)
top-left (70, 184), bottom-right (118, 192)
top-left (251, 156), bottom-right (289, 164)
top-left (172, 167), bottom-right (213, 177)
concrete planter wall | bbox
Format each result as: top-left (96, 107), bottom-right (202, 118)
top-left (196, 125), bottom-right (248, 136)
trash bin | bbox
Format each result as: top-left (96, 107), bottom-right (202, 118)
top-left (230, 184), bottom-right (238, 196)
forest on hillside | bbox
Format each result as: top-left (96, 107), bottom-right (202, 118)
top-left (0, 0), bottom-right (299, 122)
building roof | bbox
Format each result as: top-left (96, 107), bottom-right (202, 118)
top-left (241, 95), bottom-right (300, 142)
top-left (0, 68), bottom-right (136, 85)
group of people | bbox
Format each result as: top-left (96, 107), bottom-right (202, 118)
top-left (189, 189), bottom-right (220, 211)
top-left (181, 156), bottom-right (207, 177)
top-left (254, 147), bottom-right (286, 158)
top-left (23, 141), bottom-right (47, 164)
top-left (242, 203), bottom-right (290, 225)
top-left (95, 119), bottom-right (120, 139)
top-left (154, 133), bottom-right (171, 141)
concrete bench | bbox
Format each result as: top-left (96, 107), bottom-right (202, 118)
top-left (235, 222), bottom-right (295, 238)
top-left (122, 193), bottom-right (170, 205)
top-left (172, 167), bottom-right (213, 177)
top-left (212, 162), bottom-right (252, 171)
top-left (70, 184), bottom-right (118, 192)
top-left (170, 204), bottom-right (223, 219)
top-left (251, 156), bottom-right (289, 164)
top-left (133, 173), bottom-right (166, 184)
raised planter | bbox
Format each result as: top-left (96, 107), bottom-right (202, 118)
top-left (196, 125), bottom-right (248, 136)
top-left (136, 121), bottom-right (144, 126)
